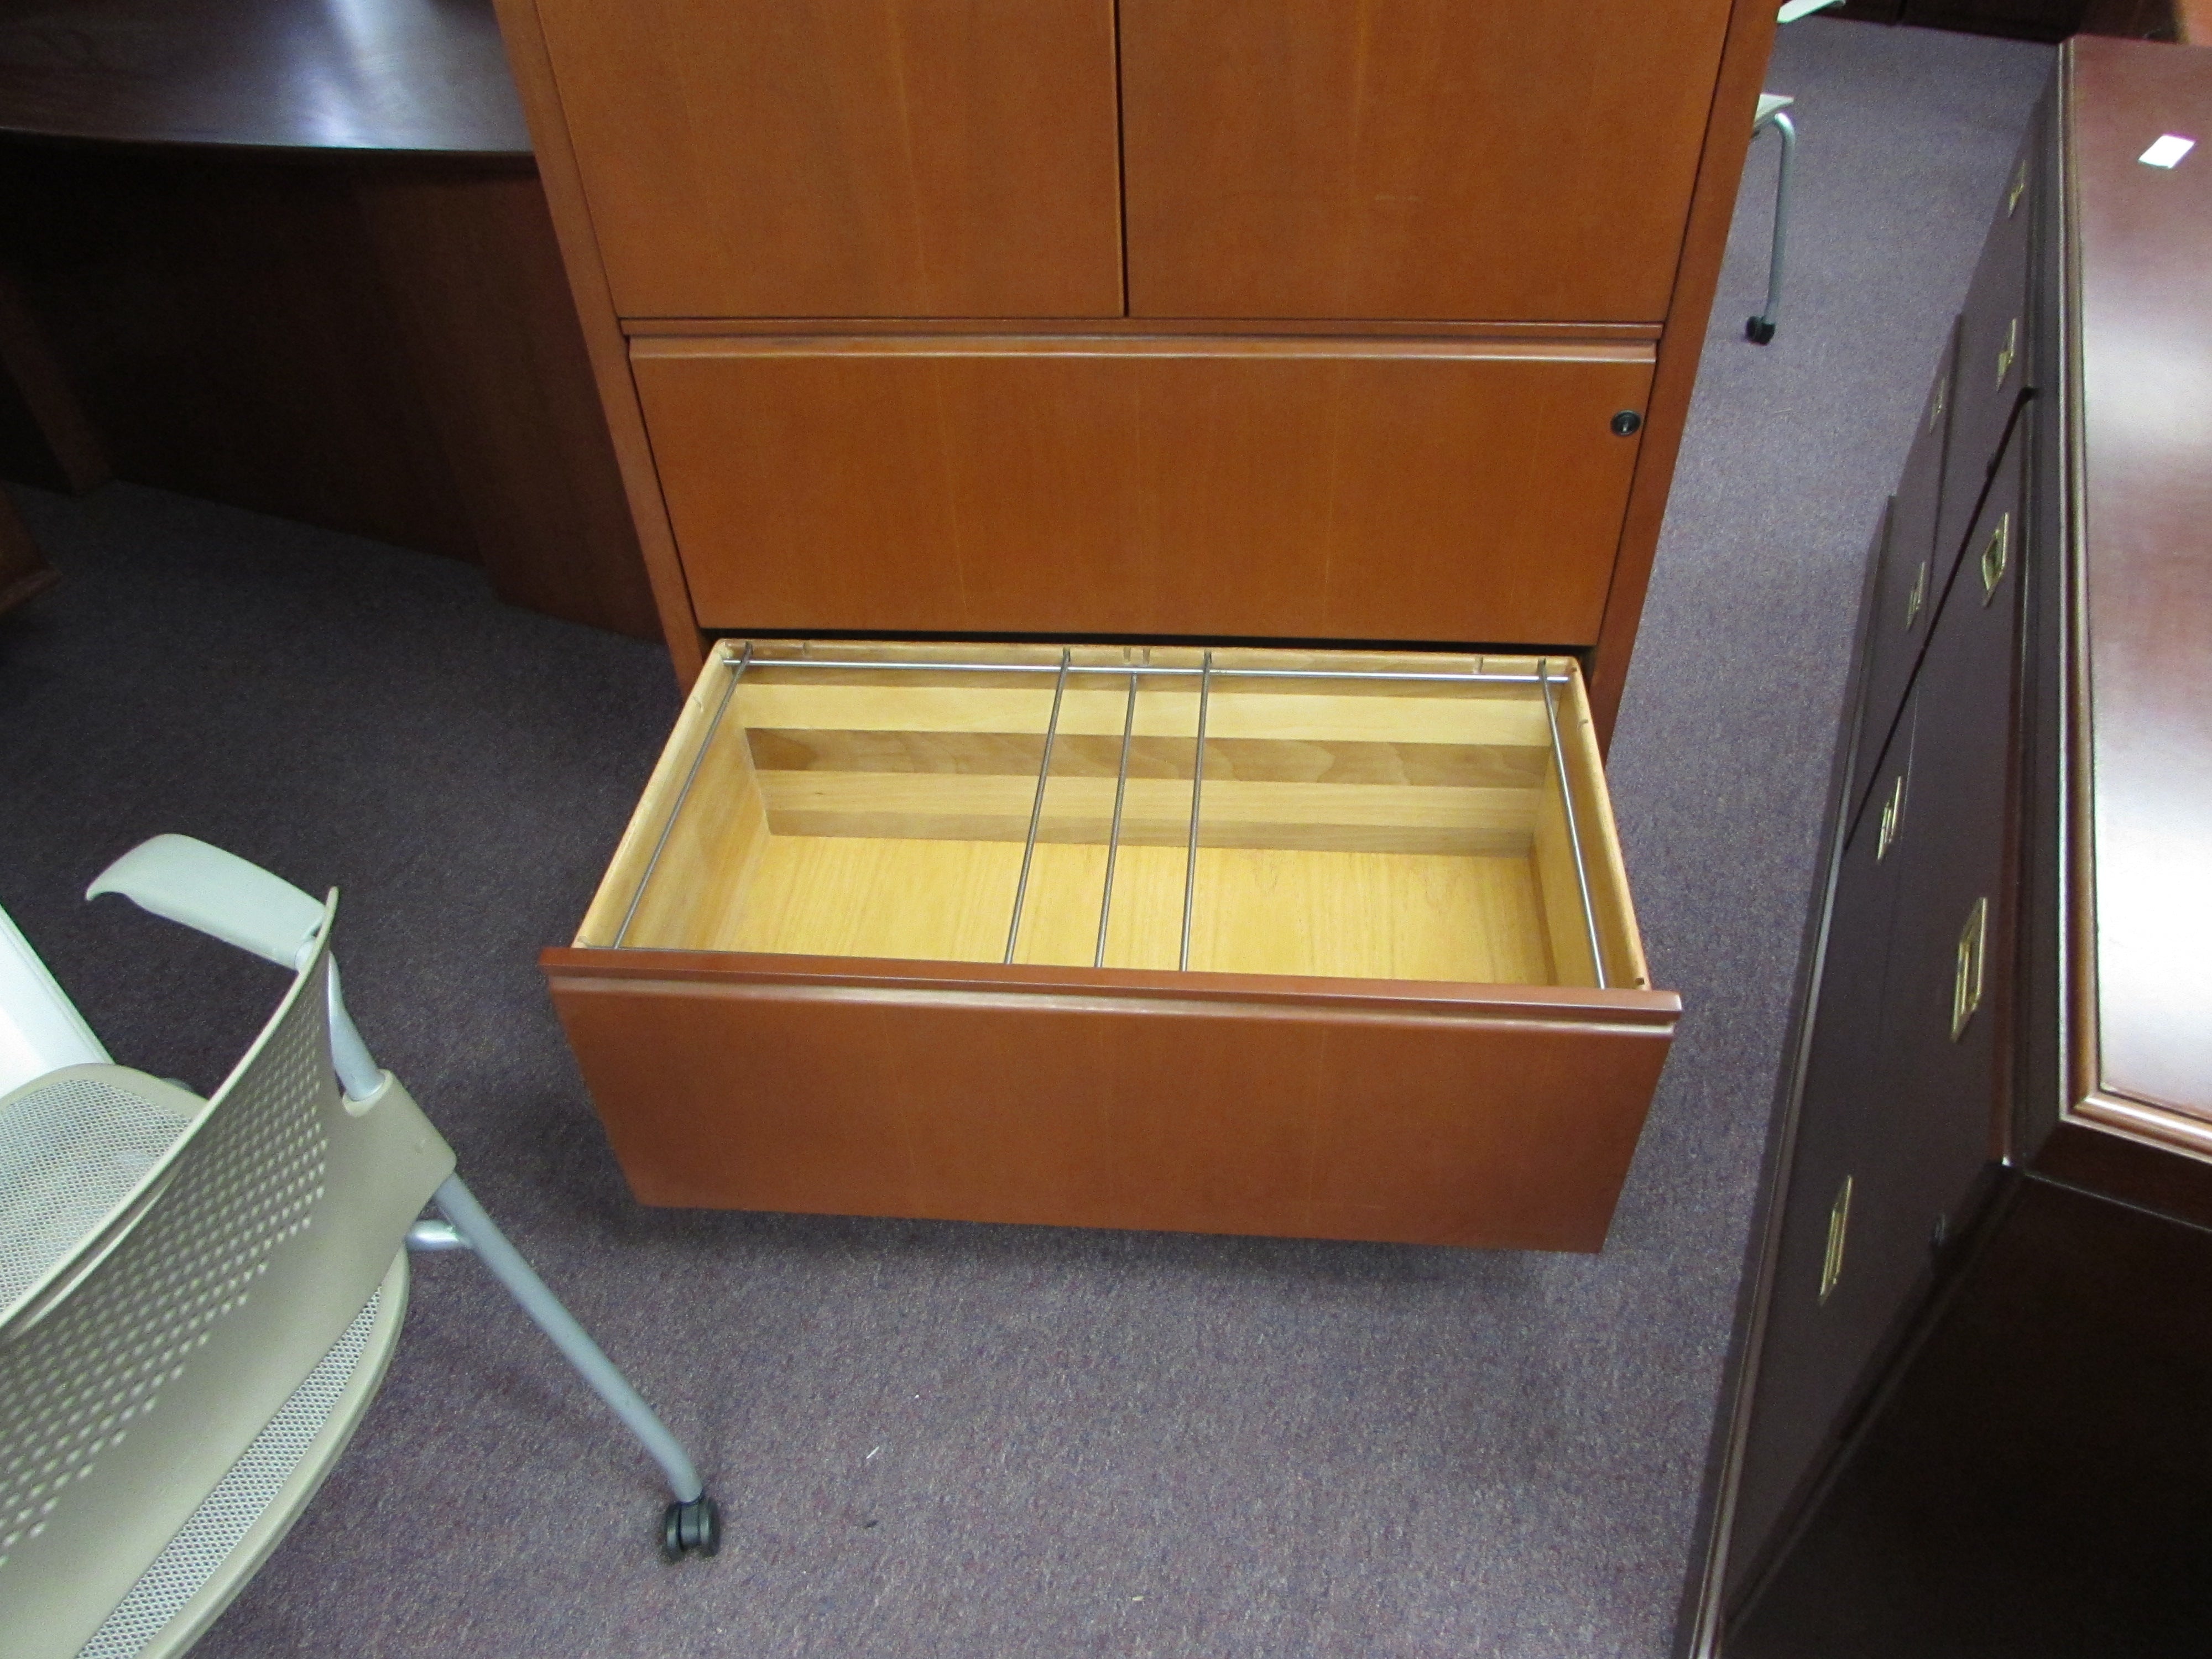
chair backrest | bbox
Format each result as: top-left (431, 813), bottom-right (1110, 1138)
top-left (0, 901), bottom-right (108, 1097)
top-left (0, 897), bottom-right (453, 1658)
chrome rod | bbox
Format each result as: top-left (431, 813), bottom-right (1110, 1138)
top-left (1005, 649), bottom-right (1072, 964)
top-left (1538, 660), bottom-right (1607, 990)
top-left (1094, 670), bottom-right (1140, 969)
top-left (719, 656), bottom-right (1545, 685)
top-left (615, 641), bottom-right (752, 947)
top-left (1178, 650), bottom-right (1214, 972)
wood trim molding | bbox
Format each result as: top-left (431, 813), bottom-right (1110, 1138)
top-left (632, 335), bottom-right (1657, 365)
top-left (623, 315), bottom-right (1667, 342)
top-left (2069, 1089), bottom-right (2212, 1160)
top-left (488, 0), bottom-right (706, 682)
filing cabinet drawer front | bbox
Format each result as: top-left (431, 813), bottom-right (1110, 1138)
top-left (633, 337), bottom-right (1654, 645)
top-left (1733, 712), bottom-right (1917, 1583)
top-left (1851, 328), bottom-right (1960, 823)
top-left (543, 959), bottom-right (1676, 1250)
top-left (1847, 502), bottom-right (1904, 827)
top-left (1869, 445), bottom-right (2025, 1231)
top-left (548, 639), bottom-right (1676, 1248)
top-left (1936, 123), bottom-right (2040, 566)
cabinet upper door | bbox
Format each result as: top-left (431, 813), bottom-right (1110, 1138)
top-left (1119, 0), bottom-right (1734, 321)
top-left (533, 0), bottom-right (1125, 319)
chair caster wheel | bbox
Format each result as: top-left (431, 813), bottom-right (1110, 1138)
top-left (1746, 316), bottom-right (1777, 344)
top-left (661, 1494), bottom-right (721, 1561)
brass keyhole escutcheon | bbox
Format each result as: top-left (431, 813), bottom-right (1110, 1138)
top-left (1820, 1175), bottom-right (1854, 1305)
top-left (1953, 896), bottom-right (1989, 1040)
top-left (1877, 773), bottom-right (1905, 860)
top-left (2006, 162), bottom-right (2028, 218)
top-left (1905, 559), bottom-right (1928, 630)
top-left (1980, 513), bottom-right (2011, 603)
top-left (1996, 317), bottom-right (2018, 389)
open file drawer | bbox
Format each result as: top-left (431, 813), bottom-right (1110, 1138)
top-left (541, 640), bottom-right (1678, 1249)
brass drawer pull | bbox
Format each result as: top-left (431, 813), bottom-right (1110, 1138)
top-left (1980, 513), bottom-right (2011, 603)
top-left (1820, 1175), bottom-right (1853, 1305)
top-left (2006, 161), bottom-right (2028, 218)
top-left (1995, 317), bottom-right (2018, 389)
top-left (1905, 558), bottom-right (1928, 630)
top-left (1877, 773), bottom-right (1905, 860)
top-left (1953, 896), bottom-right (1989, 1040)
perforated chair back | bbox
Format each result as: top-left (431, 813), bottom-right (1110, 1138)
top-left (0, 898), bottom-right (454, 1659)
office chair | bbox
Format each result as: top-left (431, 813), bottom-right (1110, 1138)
top-left (0, 836), bottom-right (720, 1659)
top-left (1747, 0), bottom-right (1844, 345)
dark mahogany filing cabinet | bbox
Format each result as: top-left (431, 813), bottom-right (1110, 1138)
top-left (1687, 38), bottom-right (2212, 1657)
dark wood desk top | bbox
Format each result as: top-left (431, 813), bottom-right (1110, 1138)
top-left (0, 0), bottom-right (529, 154)
top-left (2066, 38), bottom-right (2212, 1141)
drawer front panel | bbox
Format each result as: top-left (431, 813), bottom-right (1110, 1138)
top-left (534, 0), bottom-right (1125, 320)
top-left (545, 963), bottom-right (1674, 1250)
top-left (1845, 501), bottom-right (1898, 826)
top-left (1935, 126), bottom-right (2039, 568)
top-left (1851, 328), bottom-right (1960, 822)
top-left (635, 338), bottom-right (1653, 644)
top-left (1119, 0), bottom-right (1732, 320)
top-left (1733, 700), bottom-right (1917, 1584)
top-left (1867, 446), bottom-right (2025, 1237)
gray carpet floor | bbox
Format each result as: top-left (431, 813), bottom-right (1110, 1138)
top-left (0, 21), bottom-right (2053, 1658)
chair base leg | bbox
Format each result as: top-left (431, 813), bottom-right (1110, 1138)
top-left (424, 1175), bottom-right (721, 1564)
top-left (1750, 107), bottom-right (1797, 348)
top-left (662, 1495), bottom-right (723, 1561)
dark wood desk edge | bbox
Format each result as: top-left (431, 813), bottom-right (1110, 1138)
top-left (0, 124), bottom-right (530, 164)
top-left (0, 0), bottom-right (530, 156)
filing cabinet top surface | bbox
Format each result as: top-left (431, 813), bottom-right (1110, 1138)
top-left (2065, 39), bottom-right (2212, 1141)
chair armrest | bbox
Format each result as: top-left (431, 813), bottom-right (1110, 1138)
top-left (87, 835), bottom-right (324, 969)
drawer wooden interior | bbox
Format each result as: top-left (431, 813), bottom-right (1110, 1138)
top-left (578, 642), bottom-right (1649, 990)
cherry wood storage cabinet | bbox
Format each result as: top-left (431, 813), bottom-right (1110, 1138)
top-left (544, 641), bottom-right (1678, 1249)
top-left (1688, 41), bottom-right (2212, 1656)
top-left (491, 0), bottom-right (1780, 735)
